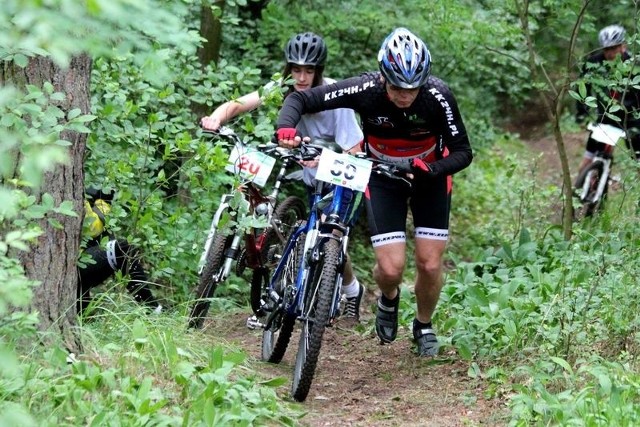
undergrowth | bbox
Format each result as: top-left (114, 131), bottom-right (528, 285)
top-left (1, 298), bottom-right (301, 426)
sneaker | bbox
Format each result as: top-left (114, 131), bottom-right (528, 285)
top-left (343, 282), bottom-right (365, 320)
top-left (413, 319), bottom-right (439, 357)
top-left (375, 290), bottom-right (400, 343)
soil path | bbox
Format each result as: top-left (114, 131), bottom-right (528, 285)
top-left (205, 307), bottom-right (507, 427)
top-left (203, 130), bottom-right (586, 426)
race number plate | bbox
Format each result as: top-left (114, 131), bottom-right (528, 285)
top-left (315, 150), bottom-right (372, 192)
top-left (587, 123), bottom-right (626, 146)
top-left (225, 143), bottom-right (276, 187)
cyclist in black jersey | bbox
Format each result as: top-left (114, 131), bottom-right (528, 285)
top-left (575, 24), bottom-right (640, 177)
top-left (276, 28), bottom-right (473, 356)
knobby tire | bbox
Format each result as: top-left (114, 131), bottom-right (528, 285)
top-left (575, 160), bottom-right (606, 219)
top-left (291, 238), bottom-right (341, 402)
top-left (261, 222), bottom-right (307, 363)
top-left (188, 234), bottom-right (230, 329)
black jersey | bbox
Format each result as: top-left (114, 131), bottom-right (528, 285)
top-left (576, 51), bottom-right (640, 126)
top-left (277, 72), bottom-right (472, 177)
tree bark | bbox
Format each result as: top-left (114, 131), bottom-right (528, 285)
top-left (197, 1), bottom-right (225, 68)
top-left (0, 55), bottom-right (91, 353)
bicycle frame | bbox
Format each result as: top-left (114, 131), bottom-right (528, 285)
top-left (296, 184), bottom-right (348, 319)
top-left (189, 128), bottom-right (312, 328)
top-left (260, 153), bottom-right (364, 329)
top-left (197, 156), bottom-right (296, 277)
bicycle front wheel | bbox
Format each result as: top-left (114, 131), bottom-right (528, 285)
top-left (291, 238), bottom-right (341, 402)
top-left (251, 195), bottom-right (306, 315)
top-left (575, 160), bottom-right (606, 219)
top-left (261, 224), bottom-right (307, 363)
top-left (188, 233), bottom-right (232, 329)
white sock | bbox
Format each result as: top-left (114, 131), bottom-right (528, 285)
top-left (342, 278), bottom-right (360, 298)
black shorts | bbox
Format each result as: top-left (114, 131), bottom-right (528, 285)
top-left (364, 173), bottom-right (452, 247)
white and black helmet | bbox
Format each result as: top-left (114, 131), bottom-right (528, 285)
top-left (377, 27), bottom-right (431, 89)
top-left (284, 32), bottom-right (327, 67)
top-left (598, 24), bottom-right (626, 48)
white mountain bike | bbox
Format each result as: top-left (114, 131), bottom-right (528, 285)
top-left (574, 122), bottom-right (626, 218)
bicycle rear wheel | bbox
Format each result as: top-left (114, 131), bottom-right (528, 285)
top-left (575, 160), bottom-right (606, 219)
top-left (261, 224), bottom-right (307, 363)
top-left (251, 196), bottom-right (306, 315)
top-left (291, 238), bottom-right (341, 402)
top-left (188, 233), bottom-right (232, 329)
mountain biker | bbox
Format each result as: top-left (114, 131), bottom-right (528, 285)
top-left (275, 27), bottom-right (473, 356)
top-left (575, 24), bottom-right (640, 178)
top-left (201, 32), bottom-right (366, 321)
top-left (79, 188), bottom-right (161, 315)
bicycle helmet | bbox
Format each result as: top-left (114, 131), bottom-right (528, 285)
top-left (284, 32), bottom-right (327, 67)
top-left (598, 25), bottom-right (626, 48)
top-left (377, 27), bottom-right (431, 89)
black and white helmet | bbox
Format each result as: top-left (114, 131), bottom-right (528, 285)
top-left (598, 25), bottom-right (626, 48)
top-left (377, 27), bottom-right (431, 89)
top-left (284, 32), bottom-right (327, 67)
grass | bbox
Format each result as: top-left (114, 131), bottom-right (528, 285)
top-left (1, 297), bottom-right (301, 426)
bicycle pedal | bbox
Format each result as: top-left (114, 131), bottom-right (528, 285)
top-left (246, 315), bottom-right (265, 330)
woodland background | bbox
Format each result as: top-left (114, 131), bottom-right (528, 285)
top-left (2, 0), bottom-right (640, 425)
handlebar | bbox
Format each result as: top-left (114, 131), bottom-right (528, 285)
top-left (200, 127), bottom-right (322, 162)
top-left (367, 157), bottom-right (412, 188)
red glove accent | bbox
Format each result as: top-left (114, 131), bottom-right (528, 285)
top-left (411, 158), bottom-right (437, 178)
top-left (411, 158), bottom-right (431, 172)
top-left (276, 128), bottom-right (298, 141)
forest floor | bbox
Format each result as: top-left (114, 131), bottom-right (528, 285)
top-left (203, 126), bottom-right (587, 427)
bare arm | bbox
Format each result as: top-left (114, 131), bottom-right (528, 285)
top-left (201, 90), bottom-right (263, 130)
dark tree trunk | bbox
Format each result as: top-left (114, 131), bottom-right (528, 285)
top-left (0, 55), bottom-right (91, 353)
top-left (197, 1), bottom-right (225, 68)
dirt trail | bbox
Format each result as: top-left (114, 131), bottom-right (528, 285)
top-left (205, 303), bottom-right (507, 427)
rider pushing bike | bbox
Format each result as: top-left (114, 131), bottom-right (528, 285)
top-left (276, 28), bottom-right (473, 357)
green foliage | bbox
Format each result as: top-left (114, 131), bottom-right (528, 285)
top-left (3, 303), bottom-right (299, 426)
top-left (1, 0), bottom-right (197, 72)
top-left (4, 0), bottom-right (640, 424)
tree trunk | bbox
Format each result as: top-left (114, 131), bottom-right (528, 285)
top-left (0, 55), bottom-right (91, 353)
top-left (197, 1), bottom-right (225, 69)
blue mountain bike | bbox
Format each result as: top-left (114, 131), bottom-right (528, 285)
top-left (249, 145), bottom-right (376, 401)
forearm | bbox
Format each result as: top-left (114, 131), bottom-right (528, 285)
top-left (208, 101), bottom-right (243, 124)
top-left (277, 92), bottom-right (305, 128)
top-left (431, 138), bottom-right (473, 176)
top-left (203, 91), bottom-right (262, 130)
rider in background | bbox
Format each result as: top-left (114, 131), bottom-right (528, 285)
top-left (275, 28), bottom-right (473, 356)
top-left (575, 24), bottom-right (640, 178)
top-left (79, 188), bottom-right (161, 315)
top-left (201, 32), bottom-right (366, 321)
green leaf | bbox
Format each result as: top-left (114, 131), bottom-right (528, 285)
top-left (550, 356), bottom-right (573, 375)
top-left (67, 108), bottom-right (81, 120)
top-left (54, 200), bottom-right (78, 217)
top-left (13, 54), bottom-right (29, 68)
top-left (578, 81), bottom-right (586, 98)
top-left (259, 377), bottom-right (287, 387)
